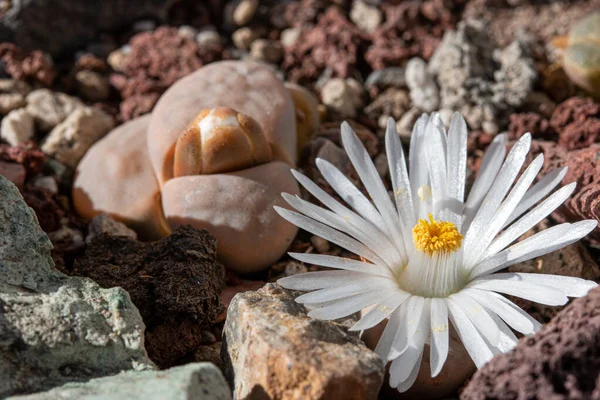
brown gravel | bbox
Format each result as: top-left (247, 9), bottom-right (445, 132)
top-left (74, 225), bottom-right (226, 368)
top-left (111, 26), bottom-right (223, 121)
top-left (0, 43), bottom-right (56, 86)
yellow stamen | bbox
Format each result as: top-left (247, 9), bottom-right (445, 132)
top-left (412, 213), bottom-right (463, 255)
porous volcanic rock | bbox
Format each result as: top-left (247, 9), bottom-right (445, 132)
top-left (461, 286), bottom-right (600, 400)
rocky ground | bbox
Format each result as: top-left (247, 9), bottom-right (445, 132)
top-left (0, 0), bottom-right (599, 399)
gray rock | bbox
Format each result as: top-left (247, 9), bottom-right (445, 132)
top-left (222, 283), bottom-right (384, 400)
top-left (428, 19), bottom-right (537, 131)
top-left (0, 0), bottom-right (170, 55)
top-left (7, 363), bottom-right (231, 400)
top-left (365, 67), bottom-right (406, 91)
top-left (0, 175), bottom-right (154, 398)
top-left (406, 57), bottom-right (440, 113)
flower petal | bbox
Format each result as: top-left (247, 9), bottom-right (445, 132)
top-left (385, 117), bottom-right (415, 234)
top-left (462, 288), bottom-right (538, 334)
top-left (463, 134), bottom-right (507, 233)
top-left (308, 289), bottom-right (397, 320)
top-left (278, 270), bottom-right (375, 291)
top-left (295, 276), bottom-right (397, 304)
top-left (389, 296), bottom-right (426, 359)
top-left (341, 122), bottom-right (408, 257)
top-left (274, 207), bottom-right (384, 264)
top-left (450, 292), bottom-right (500, 347)
top-left (446, 112), bottom-right (468, 206)
top-left (351, 291), bottom-right (411, 331)
top-left (487, 273), bottom-right (597, 298)
top-left (503, 167), bottom-right (568, 228)
top-left (446, 297), bottom-right (494, 369)
top-left (374, 306), bottom-right (402, 360)
top-left (287, 252), bottom-right (393, 278)
top-left (409, 114), bottom-right (431, 219)
top-left (483, 182), bottom-right (577, 258)
top-left (468, 276), bottom-right (568, 306)
top-left (429, 298), bottom-right (449, 378)
top-left (464, 134), bottom-right (532, 267)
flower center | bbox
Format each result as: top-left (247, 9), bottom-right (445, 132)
top-left (412, 213), bottom-right (463, 256)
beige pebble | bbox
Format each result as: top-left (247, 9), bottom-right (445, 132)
top-left (1, 108), bottom-right (34, 146)
top-left (233, 0), bottom-right (259, 26)
top-left (310, 235), bottom-right (330, 253)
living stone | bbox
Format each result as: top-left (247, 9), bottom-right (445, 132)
top-left (42, 106), bottom-right (114, 168)
top-left (222, 283), bottom-right (384, 400)
top-left (25, 89), bottom-right (84, 131)
top-left (7, 363), bottom-right (231, 400)
top-left (0, 175), bottom-right (154, 398)
top-left (1, 108), bottom-right (35, 146)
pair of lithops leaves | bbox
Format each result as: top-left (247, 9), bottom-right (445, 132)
top-left (556, 12), bottom-right (600, 96)
top-left (74, 61), bottom-right (319, 273)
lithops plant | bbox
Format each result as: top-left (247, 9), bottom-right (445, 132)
top-left (562, 12), bottom-right (600, 96)
top-left (74, 61), bottom-right (301, 273)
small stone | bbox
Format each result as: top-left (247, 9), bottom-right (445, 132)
top-left (86, 213), bottom-right (138, 244)
top-left (222, 284), bottom-right (385, 400)
top-left (396, 107), bottom-right (421, 143)
top-left (132, 19), bottom-right (156, 33)
top-left (0, 160), bottom-right (26, 188)
top-left (232, 27), bottom-right (259, 50)
top-left (406, 57), bottom-right (440, 112)
top-left (31, 175), bottom-right (58, 194)
top-left (107, 48), bottom-right (129, 72)
top-left (365, 67), bottom-right (406, 93)
top-left (25, 89), bottom-right (84, 131)
top-left (42, 106), bottom-right (114, 168)
top-left (311, 235), bottom-right (330, 253)
top-left (321, 78), bottom-right (364, 118)
top-left (0, 176), bottom-right (154, 397)
top-left (350, 0), bottom-right (382, 33)
top-left (482, 120), bottom-right (499, 135)
top-left (364, 88), bottom-right (410, 122)
top-left (374, 153), bottom-right (388, 177)
top-left (196, 29), bottom-right (222, 48)
top-left (0, 79), bottom-right (31, 115)
top-left (233, 0), bottom-right (259, 26)
top-left (1, 108), bottom-right (35, 146)
top-left (75, 70), bottom-right (110, 101)
top-left (12, 363), bottom-right (232, 400)
top-left (284, 261), bottom-right (308, 276)
top-left (280, 27), bottom-right (301, 48)
top-left (250, 39), bottom-right (283, 63)
top-left (177, 25), bottom-right (199, 39)
top-left (48, 226), bottom-right (85, 249)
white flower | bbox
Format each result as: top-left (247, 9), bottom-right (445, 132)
top-left (274, 113), bottom-right (598, 393)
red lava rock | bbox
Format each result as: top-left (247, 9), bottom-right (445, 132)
top-left (0, 161), bottom-right (26, 188)
top-left (550, 97), bottom-right (600, 150)
top-left (0, 43), bottom-right (56, 86)
top-left (529, 141), bottom-right (600, 246)
top-left (111, 27), bottom-right (223, 120)
top-left (21, 185), bottom-right (69, 233)
top-left (282, 0), bottom-right (329, 27)
top-left (365, 0), bottom-right (464, 70)
top-left (73, 225), bottom-right (225, 368)
top-left (461, 286), bottom-right (600, 400)
top-left (282, 7), bottom-right (367, 84)
top-left (0, 141), bottom-right (46, 177)
top-left (508, 112), bottom-right (551, 141)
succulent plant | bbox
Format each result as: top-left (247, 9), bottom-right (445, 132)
top-left (74, 61), bottom-right (307, 273)
top-left (563, 12), bottom-right (600, 96)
